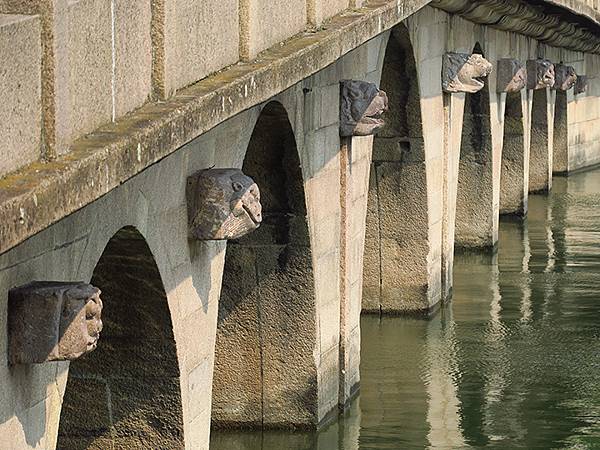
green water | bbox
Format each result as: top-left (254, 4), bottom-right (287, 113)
top-left (211, 169), bottom-right (600, 449)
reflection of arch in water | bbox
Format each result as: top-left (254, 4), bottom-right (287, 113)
top-left (57, 226), bottom-right (184, 449)
top-left (529, 89), bottom-right (551, 193)
top-left (211, 101), bottom-right (319, 428)
top-left (500, 91), bottom-right (527, 216)
top-left (363, 23), bottom-right (431, 313)
top-left (455, 43), bottom-right (494, 249)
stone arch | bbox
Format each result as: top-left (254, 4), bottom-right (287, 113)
top-left (500, 91), bottom-right (527, 215)
top-left (363, 23), bottom-right (430, 313)
top-left (455, 43), bottom-right (494, 248)
top-left (553, 90), bottom-right (568, 174)
top-left (529, 88), bottom-right (551, 192)
top-left (211, 101), bottom-right (319, 428)
top-left (57, 226), bottom-right (184, 449)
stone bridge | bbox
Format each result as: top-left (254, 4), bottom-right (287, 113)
top-left (1, 0), bottom-right (600, 448)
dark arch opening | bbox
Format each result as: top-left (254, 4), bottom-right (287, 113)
top-left (455, 43), bottom-right (494, 249)
top-left (57, 226), bottom-right (184, 449)
top-left (211, 101), bottom-right (318, 429)
top-left (529, 88), bottom-right (550, 193)
top-left (500, 91), bottom-right (527, 216)
top-left (363, 24), bottom-right (429, 314)
top-left (553, 90), bottom-right (568, 174)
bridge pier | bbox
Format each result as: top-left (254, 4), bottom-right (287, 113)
top-left (3, 1), bottom-right (600, 449)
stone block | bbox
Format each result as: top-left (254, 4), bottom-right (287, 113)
top-left (308, 0), bottom-right (347, 27)
top-left (8, 282), bottom-right (103, 365)
top-left (0, 14), bottom-right (41, 177)
top-left (65, 0), bottom-right (112, 149)
top-left (240, 0), bottom-right (306, 60)
top-left (114, 0), bottom-right (152, 117)
top-left (156, 0), bottom-right (239, 98)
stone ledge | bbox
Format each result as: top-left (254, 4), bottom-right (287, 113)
top-left (0, 0), bottom-right (430, 254)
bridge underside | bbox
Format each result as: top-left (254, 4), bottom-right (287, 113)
top-left (1, 1), bottom-right (600, 449)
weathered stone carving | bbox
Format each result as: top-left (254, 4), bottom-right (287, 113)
top-left (8, 282), bottom-right (103, 365)
top-left (553, 64), bottom-right (577, 91)
top-left (575, 75), bottom-right (589, 95)
top-left (340, 80), bottom-right (388, 137)
top-left (526, 59), bottom-right (555, 90)
top-left (186, 169), bottom-right (262, 240)
top-left (442, 52), bottom-right (493, 94)
top-left (497, 59), bottom-right (527, 93)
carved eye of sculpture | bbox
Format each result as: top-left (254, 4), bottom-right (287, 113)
top-left (232, 181), bottom-right (243, 192)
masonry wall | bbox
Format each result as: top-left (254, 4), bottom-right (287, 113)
top-left (0, 36), bottom-right (386, 449)
top-left (0, 0), bottom-right (356, 177)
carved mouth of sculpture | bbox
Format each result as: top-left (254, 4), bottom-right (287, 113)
top-left (243, 205), bottom-right (262, 225)
top-left (472, 77), bottom-right (485, 90)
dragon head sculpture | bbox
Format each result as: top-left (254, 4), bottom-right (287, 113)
top-left (8, 281), bottom-right (103, 365)
top-left (497, 58), bottom-right (527, 93)
top-left (442, 52), bottom-right (493, 94)
top-left (186, 168), bottom-right (262, 240)
top-left (340, 80), bottom-right (389, 137)
top-left (553, 64), bottom-right (577, 91)
top-left (527, 59), bottom-right (555, 90)
top-left (575, 75), bottom-right (589, 95)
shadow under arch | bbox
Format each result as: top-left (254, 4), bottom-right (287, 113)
top-left (529, 88), bottom-right (551, 193)
top-left (57, 226), bottom-right (184, 449)
top-left (553, 90), bottom-right (568, 174)
top-left (211, 101), bottom-right (319, 429)
top-left (455, 43), bottom-right (494, 249)
top-left (363, 23), bottom-right (430, 314)
top-left (500, 91), bottom-right (527, 216)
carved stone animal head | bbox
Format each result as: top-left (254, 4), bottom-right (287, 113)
top-left (340, 80), bottom-right (388, 137)
top-left (497, 59), bottom-right (527, 93)
top-left (8, 281), bottom-right (103, 364)
top-left (575, 75), bottom-right (589, 95)
top-left (553, 64), bottom-right (577, 91)
top-left (187, 169), bottom-right (262, 240)
top-left (527, 59), bottom-right (555, 90)
top-left (442, 53), bottom-right (493, 94)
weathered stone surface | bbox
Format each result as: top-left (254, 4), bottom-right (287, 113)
top-left (153, 0), bottom-right (239, 98)
top-left (442, 52), bottom-right (493, 94)
top-left (340, 80), bottom-right (388, 137)
top-left (114, 0), bottom-right (152, 117)
top-left (66, 0), bottom-right (112, 150)
top-left (0, 14), bottom-right (41, 177)
top-left (240, 0), bottom-right (306, 60)
top-left (496, 58), bottom-right (527, 93)
top-left (575, 74), bottom-right (589, 94)
top-left (187, 169), bottom-right (262, 240)
top-left (0, 0), bottom-right (431, 255)
top-left (526, 59), bottom-right (555, 90)
top-left (308, 0), bottom-right (348, 27)
top-left (8, 281), bottom-right (102, 365)
top-left (553, 64), bottom-right (577, 90)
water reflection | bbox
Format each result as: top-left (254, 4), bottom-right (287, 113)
top-left (211, 169), bottom-right (600, 449)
